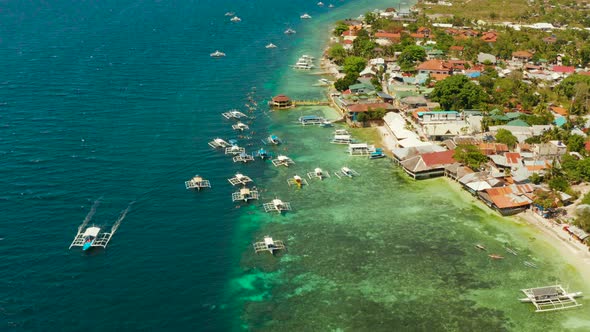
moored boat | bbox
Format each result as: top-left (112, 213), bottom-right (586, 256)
top-left (230, 16), bottom-right (241, 22)
top-left (284, 28), bottom-right (296, 34)
top-left (300, 13), bottom-right (312, 19)
top-left (265, 43), bottom-right (277, 49)
top-left (210, 50), bottom-right (226, 57)
top-left (369, 148), bottom-right (385, 159)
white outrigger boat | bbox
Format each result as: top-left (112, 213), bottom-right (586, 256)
top-left (331, 134), bottom-right (353, 144)
top-left (232, 187), bottom-right (259, 202)
top-left (307, 167), bottom-right (330, 180)
top-left (222, 109), bottom-right (248, 120)
top-left (334, 166), bottom-right (359, 178)
top-left (253, 236), bottom-right (286, 254)
top-left (70, 201), bottom-right (130, 251)
top-left (225, 145), bottom-right (245, 155)
top-left (272, 155), bottom-right (294, 167)
top-left (300, 13), bottom-right (312, 19)
top-left (232, 122), bottom-right (249, 131)
top-left (298, 115), bottom-right (327, 126)
top-left (284, 28), bottom-right (296, 34)
top-left (520, 285), bottom-right (583, 312)
top-left (262, 134), bottom-right (282, 145)
top-left (287, 175), bottom-right (308, 188)
top-left (224, 12), bottom-right (235, 16)
top-left (317, 2), bottom-right (324, 6)
top-left (210, 50), bottom-right (226, 57)
top-left (208, 138), bottom-right (231, 148)
top-left (263, 198), bottom-right (292, 213)
top-left (230, 16), bottom-right (241, 22)
top-left (228, 173), bottom-right (253, 186)
top-left (233, 152), bottom-right (254, 163)
top-left (265, 43), bottom-right (277, 49)
top-left (185, 175), bottom-right (211, 190)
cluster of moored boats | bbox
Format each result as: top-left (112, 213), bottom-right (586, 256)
top-left (292, 54), bottom-right (315, 70)
top-left (214, 6), bottom-right (333, 58)
top-left (185, 88), bottom-right (385, 254)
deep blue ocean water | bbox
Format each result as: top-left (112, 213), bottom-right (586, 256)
top-left (0, 0), bottom-right (400, 330)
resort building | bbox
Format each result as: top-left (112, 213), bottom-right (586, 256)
top-left (399, 149), bottom-right (457, 179)
top-left (478, 184), bottom-right (534, 215)
top-left (270, 95), bottom-right (292, 109)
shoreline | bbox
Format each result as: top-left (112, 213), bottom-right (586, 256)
top-left (315, 15), bottom-right (590, 283)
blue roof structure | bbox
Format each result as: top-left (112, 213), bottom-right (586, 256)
top-left (554, 116), bottom-right (567, 127)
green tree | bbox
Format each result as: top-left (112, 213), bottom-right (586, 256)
top-left (549, 176), bottom-right (569, 192)
top-left (430, 75), bottom-right (486, 110)
top-left (333, 22), bottom-right (349, 37)
top-left (398, 45), bottom-right (427, 71)
top-left (494, 128), bottom-right (518, 148)
top-left (567, 134), bottom-right (586, 153)
top-left (328, 44), bottom-right (347, 65)
top-left (453, 144), bottom-right (489, 170)
top-left (334, 73), bottom-right (358, 92)
top-left (342, 56), bottom-right (367, 76)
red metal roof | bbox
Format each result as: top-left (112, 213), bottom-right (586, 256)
top-left (552, 66), bottom-right (575, 73)
top-left (374, 32), bottom-right (401, 40)
top-left (505, 152), bottom-right (521, 165)
top-left (272, 95), bottom-right (290, 102)
top-left (347, 102), bottom-right (392, 113)
top-left (421, 150), bottom-right (456, 167)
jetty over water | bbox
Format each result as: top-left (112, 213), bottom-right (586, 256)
top-left (269, 94), bottom-right (330, 109)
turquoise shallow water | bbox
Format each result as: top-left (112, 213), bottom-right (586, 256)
top-left (2, 0), bottom-right (590, 331)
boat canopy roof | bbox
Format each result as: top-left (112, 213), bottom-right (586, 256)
top-left (83, 227), bottom-right (101, 237)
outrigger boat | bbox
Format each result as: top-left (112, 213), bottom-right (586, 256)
top-left (232, 122), bottom-right (249, 131)
top-left (488, 254), bottom-right (504, 260)
top-left (230, 16), bottom-right (241, 22)
top-left (70, 201), bottom-right (130, 251)
top-left (263, 134), bottom-right (282, 145)
top-left (210, 50), bottom-right (226, 57)
top-left (272, 155), bottom-right (294, 167)
top-left (524, 261), bottom-right (538, 268)
top-left (298, 115), bottom-right (327, 126)
top-left (224, 12), bottom-right (235, 16)
top-left (208, 138), bottom-right (231, 148)
top-left (369, 148), bottom-right (386, 159)
top-left (263, 198), bottom-right (292, 213)
top-left (475, 244), bottom-right (487, 251)
top-left (300, 13), bottom-right (312, 19)
top-left (253, 236), bottom-right (286, 254)
top-left (505, 247), bottom-right (518, 256)
top-left (320, 120), bottom-right (333, 127)
top-left (225, 145), bottom-right (245, 155)
top-left (222, 109), bottom-right (248, 120)
top-left (331, 134), bottom-right (353, 144)
top-left (231, 187), bottom-right (259, 202)
top-left (317, 2), bottom-right (324, 6)
top-left (287, 175), bottom-right (308, 188)
top-left (233, 152), bottom-right (254, 163)
top-left (185, 175), bottom-right (211, 190)
top-left (228, 173), bottom-right (253, 186)
top-left (284, 28), bottom-right (296, 34)
top-left (265, 43), bottom-right (277, 49)
top-left (307, 167), bottom-right (330, 180)
top-left (334, 129), bottom-right (349, 135)
top-left (520, 285), bottom-right (583, 312)
top-left (253, 147), bottom-right (271, 160)
top-left (334, 166), bottom-right (359, 178)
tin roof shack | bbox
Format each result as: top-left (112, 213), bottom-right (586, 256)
top-left (478, 184), bottom-right (534, 215)
top-left (400, 150), bottom-right (457, 179)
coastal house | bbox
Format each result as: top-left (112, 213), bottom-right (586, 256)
top-left (270, 95), bottom-right (293, 109)
top-left (400, 95), bottom-right (428, 108)
top-left (533, 141), bottom-right (567, 158)
top-left (413, 110), bottom-right (462, 124)
top-left (400, 149), bottom-right (457, 179)
top-left (511, 51), bottom-right (534, 65)
top-left (550, 105), bottom-right (568, 117)
top-left (478, 184), bottom-right (534, 215)
top-left (478, 143), bottom-right (509, 156)
top-left (416, 59), bottom-right (451, 75)
top-left (374, 32), bottom-right (401, 45)
top-left (346, 102), bottom-right (394, 121)
top-left (422, 123), bottom-right (471, 141)
top-left (480, 31), bottom-right (498, 43)
top-left (477, 52), bottom-right (497, 64)
top-left (349, 82), bottom-right (375, 94)
top-left (341, 29), bottom-right (358, 41)
top-left (342, 39), bottom-right (354, 51)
